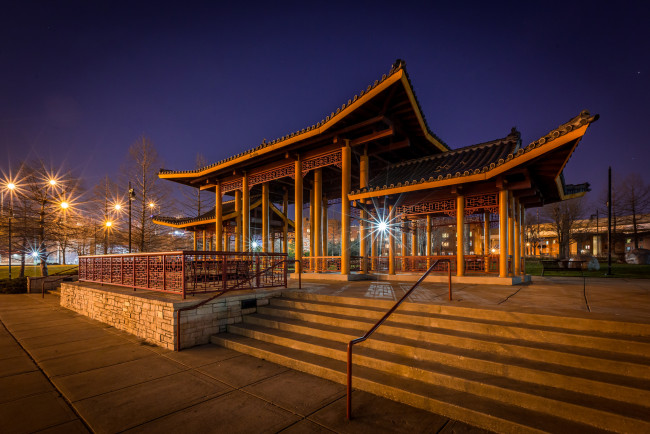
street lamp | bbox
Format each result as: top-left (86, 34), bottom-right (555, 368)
top-left (5, 182), bottom-right (16, 279)
top-left (104, 220), bottom-right (113, 254)
top-left (128, 183), bottom-right (135, 253)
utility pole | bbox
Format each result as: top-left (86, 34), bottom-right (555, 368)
top-left (606, 166), bottom-right (613, 276)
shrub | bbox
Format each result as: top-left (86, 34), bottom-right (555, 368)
top-left (0, 278), bottom-right (28, 294)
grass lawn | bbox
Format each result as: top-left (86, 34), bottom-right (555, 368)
top-left (0, 265), bottom-right (78, 280)
top-left (525, 260), bottom-right (650, 278)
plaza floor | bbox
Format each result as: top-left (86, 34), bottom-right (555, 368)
top-left (0, 292), bottom-right (483, 434)
top-left (1, 276), bottom-right (648, 433)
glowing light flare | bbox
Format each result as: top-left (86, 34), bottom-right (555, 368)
top-left (148, 202), bottom-right (156, 208)
top-left (114, 203), bottom-right (122, 211)
top-left (60, 201), bottom-right (69, 209)
top-left (251, 241), bottom-right (259, 249)
top-left (105, 221), bottom-right (113, 228)
top-left (7, 182), bottom-right (16, 191)
top-left (377, 220), bottom-right (388, 233)
top-left (31, 251), bottom-right (39, 258)
top-left (48, 179), bottom-right (57, 186)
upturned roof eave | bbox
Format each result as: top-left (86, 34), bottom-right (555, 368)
top-left (159, 62), bottom-right (449, 184)
top-left (349, 114), bottom-right (597, 201)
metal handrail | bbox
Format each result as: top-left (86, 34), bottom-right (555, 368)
top-left (346, 258), bottom-right (451, 420)
top-left (176, 257), bottom-right (300, 351)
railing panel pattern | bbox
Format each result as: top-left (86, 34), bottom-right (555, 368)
top-left (78, 251), bottom-right (288, 298)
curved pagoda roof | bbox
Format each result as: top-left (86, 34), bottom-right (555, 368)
top-left (159, 59), bottom-right (449, 188)
top-left (351, 110), bottom-right (598, 206)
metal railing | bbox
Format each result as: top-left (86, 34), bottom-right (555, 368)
top-left (176, 258), bottom-right (301, 351)
top-left (78, 251), bottom-right (288, 299)
top-left (346, 259), bottom-right (451, 420)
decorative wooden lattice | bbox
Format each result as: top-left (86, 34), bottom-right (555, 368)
top-left (396, 198), bottom-right (456, 216)
top-left (249, 163), bottom-right (295, 187)
top-left (301, 150), bottom-right (342, 177)
top-left (465, 193), bottom-right (498, 215)
top-left (221, 179), bottom-right (243, 194)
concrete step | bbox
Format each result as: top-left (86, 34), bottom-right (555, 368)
top-left (268, 297), bottom-right (650, 357)
top-left (243, 313), bottom-right (650, 405)
top-left (257, 304), bottom-right (650, 380)
top-left (286, 291), bottom-right (650, 336)
top-left (211, 332), bottom-right (610, 434)
top-left (225, 321), bottom-right (649, 433)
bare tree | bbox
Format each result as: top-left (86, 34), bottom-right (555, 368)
top-left (543, 198), bottom-right (586, 259)
top-left (122, 136), bottom-right (168, 252)
top-left (525, 210), bottom-right (541, 256)
top-left (615, 173), bottom-right (650, 250)
top-left (179, 153), bottom-right (213, 218)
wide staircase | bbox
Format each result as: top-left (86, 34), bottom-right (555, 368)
top-left (211, 291), bottom-right (650, 433)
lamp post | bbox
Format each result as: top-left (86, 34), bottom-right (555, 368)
top-left (128, 183), bottom-right (135, 253)
top-left (104, 220), bottom-right (112, 254)
top-left (5, 182), bottom-right (16, 279)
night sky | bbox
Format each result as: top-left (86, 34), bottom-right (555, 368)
top-left (1, 1), bottom-right (648, 205)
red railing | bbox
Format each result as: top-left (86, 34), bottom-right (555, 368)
top-left (346, 259), bottom-right (452, 420)
top-left (78, 251), bottom-right (288, 299)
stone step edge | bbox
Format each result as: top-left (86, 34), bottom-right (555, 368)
top-left (283, 290), bottom-right (650, 336)
top-left (228, 322), bottom-right (649, 431)
top-left (244, 313), bottom-right (650, 404)
top-left (266, 299), bottom-right (650, 362)
top-left (211, 333), bottom-right (608, 434)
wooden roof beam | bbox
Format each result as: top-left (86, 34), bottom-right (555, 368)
top-left (350, 127), bottom-right (394, 147)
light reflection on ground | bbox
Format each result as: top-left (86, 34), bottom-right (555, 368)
top-left (365, 282), bottom-right (396, 300)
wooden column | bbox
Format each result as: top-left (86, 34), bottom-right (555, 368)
top-left (483, 211), bottom-right (490, 255)
top-left (242, 173), bottom-right (250, 251)
top-left (411, 221), bottom-right (418, 257)
top-left (215, 183), bottom-right (223, 251)
top-left (401, 220), bottom-right (407, 271)
top-left (514, 198), bottom-right (521, 275)
top-left (388, 205), bottom-right (395, 275)
top-left (484, 211), bottom-right (490, 272)
top-left (270, 233), bottom-right (275, 253)
top-left (262, 182), bottom-right (269, 252)
top-left (322, 196), bottom-right (328, 256)
top-left (282, 189), bottom-right (289, 254)
top-left (202, 230), bottom-right (206, 251)
top-left (341, 143), bottom-right (351, 275)
top-left (294, 158), bottom-right (303, 266)
top-left (426, 215), bottom-right (432, 267)
top-left (314, 169), bottom-right (322, 270)
top-left (359, 152), bottom-right (369, 274)
top-left (456, 195), bottom-right (465, 277)
top-left (193, 231), bottom-right (197, 250)
top-left (520, 203), bottom-right (525, 275)
top-left (310, 187), bottom-right (315, 269)
top-left (499, 189), bottom-right (508, 278)
top-left (508, 193), bottom-right (515, 276)
top-left (370, 233), bottom-right (377, 271)
top-left (235, 189), bottom-right (242, 251)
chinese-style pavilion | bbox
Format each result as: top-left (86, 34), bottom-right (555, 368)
top-left (155, 59), bottom-right (598, 283)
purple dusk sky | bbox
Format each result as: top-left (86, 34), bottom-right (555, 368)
top-left (1, 1), bottom-right (648, 206)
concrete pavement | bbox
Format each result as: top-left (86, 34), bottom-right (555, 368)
top-left (0, 293), bottom-right (483, 434)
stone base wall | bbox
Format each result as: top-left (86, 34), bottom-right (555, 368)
top-left (60, 282), bottom-right (281, 350)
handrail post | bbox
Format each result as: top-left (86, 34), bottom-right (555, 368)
top-left (347, 259), bottom-right (442, 420)
top-left (347, 341), bottom-right (353, 420)
top-left (448, 260), bottom-right (452, 301)
top-left (182, 253), bottom-right (186, 300)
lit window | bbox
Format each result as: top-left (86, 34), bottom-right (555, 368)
top-left (442, 233), bottom-right (449, 238)
top-left (626, 238), bottom-right (632, 244)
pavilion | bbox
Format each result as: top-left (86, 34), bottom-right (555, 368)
top-left (155, 59), bottom-right (598, 283)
